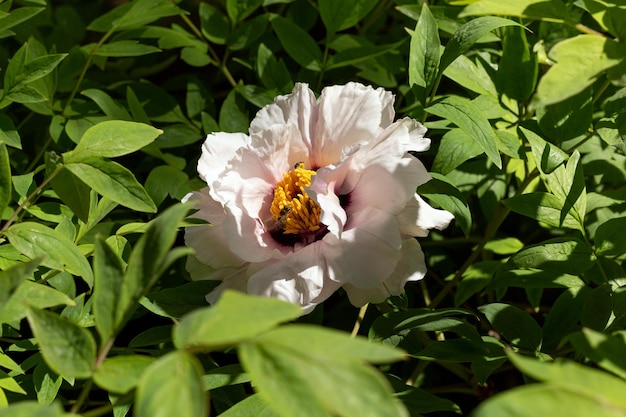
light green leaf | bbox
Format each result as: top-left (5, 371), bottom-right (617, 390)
top-left (459, 0), bottom-right (573, 21)
top-left (0, 257), bottom-right (43, 308)
top-left (319, 0), bottom-right (378, 34)
top-left (438, 16), bottom-right (522, 74)
top-left (135, 351), bottom-right (206, 417)
top-left (0, 7), bottom-right (45, 33)
top-left (408, 4), bottom-right (440, 103)
top-left (507, 237), bottom-right (594, 275)
top-left (33, 361), bottom-right (62, 405)
top-left (64, 157), bottom-right (157, 213)
top-left (65, 120), bottom-right (162, 160)
top-left (26, 306), bottom-right (96, 379)
top-left (218, 394), bottom-right (278, 417)
top-left (92, 40), bottom-right (161, 57)
top-left (0, 281), bottom-right (73, 324)
top-left (5, 222), bottom-right (94, 287)
top-left (479, 303), bottom-right (542, 351)
top-left (240, 325), bottom-right (408, 417)
top-left (173, 290), bottom-right (302, 350)
top-left (484, 237), bottom-right (524, 255)
top-left (326, 40), bottom-right (405, 71)
top-left (443, 53), bottom-right (498, 96)
top-left (503, 192), bottom-right (581, 229)
top-left (5, 54), bottom-right (66, 92)
top-left (0, 401), bottom-right (65, 417)
top-left (427, 96), bottom-right (501, 168)
top-left (568, 328), bottom-right (626, 380)
top-left (94, 355), bottom-right (155, 394)
top-left (271, 15), bottom-right (322, 71)
top-left (0, 113), bottom-right (22, 148)
top-left (520, 126), bottom-right (568, 174)
top-left (534, 35), bottom-right (626, 106)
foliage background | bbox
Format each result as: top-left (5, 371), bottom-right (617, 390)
top-left (0, 0), bottom-right (625, 416)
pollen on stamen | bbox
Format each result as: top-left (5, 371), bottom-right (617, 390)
top-left (270, 163), bottom-right (321, 235)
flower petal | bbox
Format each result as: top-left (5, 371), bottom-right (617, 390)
top-left (313, 83), bottom-right (392, 167)
top-left (397, 194), bottom-right (455, 237)
top-left (247, 242), bottom-right (341, 312)
top-left (343, 239), bottom-right (426, 306)
top-left (324, 207), bottom-right (401, 288)
top-left (198, 132), bottom-right (250, 184)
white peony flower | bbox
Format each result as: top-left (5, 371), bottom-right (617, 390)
top-left (183, 82), bottom-right (454, 313)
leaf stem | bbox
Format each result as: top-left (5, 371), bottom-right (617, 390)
top-left (351, 303), bottom-right (369, 337)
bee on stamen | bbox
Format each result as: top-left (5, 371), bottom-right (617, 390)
top-left (294, 161), bottom-right (304, 169)
top-left (276, 206), bottom-right (292, 230)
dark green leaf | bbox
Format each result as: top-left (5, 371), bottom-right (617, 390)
top-left (318, 0), bottom-right (377, 33)
top-left (26, 306), bottom-right (96, 379)
top-left (64, 157), bottom-right (157, 213)
top-left (199, 3), bottom-right (229, 45)
top-left (503, 192), bottom-right (581, 229)
top-left (537, 88), bottom-right (592, 142)
top-left (219, 89), bottom-right (249, 133)
top-left (438, 16), bottom-right (522, 74)
top-left (418, 173), bottom-right (471, 236)
top-left (595, 217), bottom-right (626, 257)
top-left (408, 4), bottom-right (440, 103)
top-left (92, 40), bottom-right (161, 57)
top-left (271, 15), bottom-right (322, 71)
top-left (0, 257), bottom-right (43, 308)
top-left (0, 143), bottom-right (11, 218)
top-left (93, 237), bottom-right (126, 341)
top-left (0, 7), bottom-right (45, 33)
top-left (0, 113), bottom-right (22, 148)
top-left (88, 0), bottom-right (184, 32)
top-left (94, 355), bottom-right (155, 394)
top-left (496, 26), bottom-right (537, 102)
top-left (507, 237), bottom-right (594, 275)
top-left (0, 281), bottom-right (73, 324)
top-left (226, 0), bottom-right (263, 23)
top-left (479, 303), bottom-right (542, 351)
top-left (432, 128), bottom-right (483, 174)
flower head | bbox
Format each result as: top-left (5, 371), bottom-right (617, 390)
top-left (184, 82), bottom-right (454, 313)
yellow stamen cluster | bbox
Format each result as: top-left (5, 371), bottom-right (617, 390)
top-left (270, 163), bottom-right (321, 234)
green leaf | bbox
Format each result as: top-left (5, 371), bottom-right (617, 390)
top-left (0, 258), bottom-right (42, 308)
top-left (408, 4), bottom-right (440, 104)
top-left (568, 328), bottom-right (626, 380)
top-left (219, 89), bottom-right (249, 133)
top-left (80, 89), bottom-right (133, 120)
top-left (534, 35), bottom-right (626, 106)
top-left (65, 120), bottom-right (162, 161)
top-left (173, 290), bottom-right (302, 350)
top-left (427, 96), bottom-right (502, 168)
top-left (199, 3), bottom-right (230, 45)
top-left (479, 303), bottom-right (542, 351)
top-left (93, 237), bottom-right (126, 341)
top-left (443, 54), bottom-right (498, 96)
top-left (145, 165), bottom-right (189, 206)
top-left (5, 53), bottom-right (66, 92)
top-left (88, 0), bottom-right (184, 32)
top-left (239, 325), bottom-right (408, 417)
top-left (325, 40), bottom-right (405, 71)
top-left (537, 88), bottom-right (592, 142)
top-left (0, 113), bottom-right (22, 148)
top-left (116, 204), bottom-right (190, 329)
top-left (257, 43), bottom-right (293, 92)
top-left (33, 361), bottom-right (62, 405)
top-left (143, 281), bottom-right (218, 319)
top-left (459, 0), bottom-right (574, 22)
top-left (64, 157), bottom-right (157, 213)
top-left (0, 143), bottom-right (11, 218)
top-left (0, 401), bottom-right (65, 417)
top-left (507, 237), bottom-right (594, 275)
top-left (432, 128), bottom-right (484, 174)
top-left (0, 7), bottom-right (45, 33)
top-left (318, 0), bottom-right (378, 34)
top-left (92, 40), bottom-right (161, 57)
top-left (496, 26), bottom-right (537, 102)
top-left (226, 0), bottom-right (263, 23)
top-left (47, 155), bottom-right (91, 223)
top-left (271, 15), bottom-right (323, 71)
top-left (5, 222), bottom-right (94, 287)
top-left (418, 173), bottom-right (471, 236)
top-left (94, 355), bottom-right (155, 394)
top-left (520, 126), bottom-right (568, 173)
top-left (135, 351), bottom-right (206, 417)
top-left (595, 217), bottom-right (626, 257)
top-left (438, 16), bottom-right (522, 74)
top-left (26, 306), bottom-right (96, 379)
top-left (503, 192), bottom-right (581, 229)
top-left (218, 394), bottom-right (278, 417)
top-left (0, 281), bottom-right (73, 324)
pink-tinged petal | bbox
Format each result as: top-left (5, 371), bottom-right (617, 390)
top-left (186, 253), bottom-right (248, 283)
top-left (313, 83), bottom-right (390, 167)
top-left (324, 207), bottom-right (401, 288)
top-left (345, 158), bottom-right (428, 216)
top-left (250, 83), bottom-right (319, 151)
top-left (343, 239), bottom-right (427, 306)
top-left (204, 269), bottom-right (251, 305)
top-left (198, 132), bottom-right (250, 184)
top-left (249, 122), bottom-right (311, 179)
top-left (247, 242), bottom-right (341, 312)
top-left (307, 175), bottom-right (347, 238)
top-left (398, 194), bottom-right (455, 237)
top-left (183, 189), bottom-right (245, 268)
